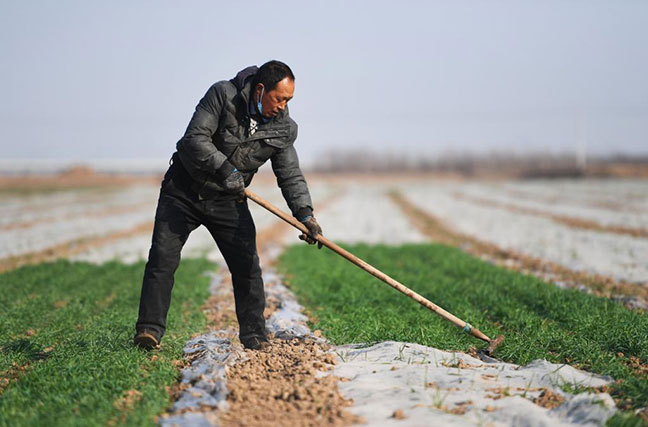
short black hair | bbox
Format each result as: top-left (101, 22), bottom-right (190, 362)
top-left (252, 60), bottom-right (295, 91)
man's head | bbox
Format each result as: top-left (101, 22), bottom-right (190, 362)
top-left (252, 60), bottom-right (295, 118)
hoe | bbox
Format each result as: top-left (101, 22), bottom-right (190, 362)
top-left (245, 189), bottom-right (504, 356)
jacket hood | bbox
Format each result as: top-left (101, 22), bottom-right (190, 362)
top-left (230, 66), bottom-right (258, 91)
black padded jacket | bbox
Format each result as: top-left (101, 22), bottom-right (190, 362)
top-left (174, 66), bottom-right (314, 219)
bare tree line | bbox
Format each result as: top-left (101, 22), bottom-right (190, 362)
top-left (311, 149), bottom-right (648, 178)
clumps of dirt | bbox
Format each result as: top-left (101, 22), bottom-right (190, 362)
top-left (390, 191), bottom-right (648, 309)
top-left (264, 295), bottom-right (281, 320)
top-left (53, 299), bottom-right (68, 309)
top-left (107, 389), bottom-right (144, 425)
top-left (165, 200), bottom-right (355, 426)
top-left (0, 341), bottom-right (56, 395)
top-left (0, 361), bottom-right (30, 395)
top-left (203, 290), bottom-right (237, 328)
top-left (165, 359), bottom-right (201, 411)
top-left (485, 387), bottom-right (511, 400)
top-left (447, 400), bottom-right (474, 415)
top-left (170, 260), bottom-right (360, 426)
top-left (391, 408), bottom-right (407, 419)
top-left (484, 386), bottom-right (565, 409)
top-left (441, 359), bottom-right (483, 369)
top-left (628, 356), bottom-right (648, 377)
top-left (466, 346), bottom-right (480, 359)
top-left (417, 399), bottom-right (474, 416)
top-left (113, 389), bottom-right (143, 411)
top-left (533, 389), bottom-right (566, 409)
top-left (219, 337), bottom-right (362, 427)
top-left (617, 352), bottom-right (648, 378)
top-left (164, 271), bottom-right (239, 418)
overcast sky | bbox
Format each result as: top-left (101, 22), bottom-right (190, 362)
top-left (1, 1), bottom-right (647, 168)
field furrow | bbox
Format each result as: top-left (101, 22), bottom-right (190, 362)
top-left (399, 183), bottom-right (648, 284)
top-left (457, 181), bottom-right (648, 230)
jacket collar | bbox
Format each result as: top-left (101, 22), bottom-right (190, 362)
top-left (246, 84), bottom-right (273, 124)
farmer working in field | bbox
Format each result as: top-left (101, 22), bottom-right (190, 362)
top-left (134, 60), bottom-right (322, 351)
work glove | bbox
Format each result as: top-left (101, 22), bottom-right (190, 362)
top-left (216, 161), bottom-right (245, 200)
top-left (222, 169), bottom-right (244, 194)
top-left (298, 215), bottom-right (323, 249)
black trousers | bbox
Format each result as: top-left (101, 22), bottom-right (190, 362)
top-left (135, 163), bottom-right (266, 342)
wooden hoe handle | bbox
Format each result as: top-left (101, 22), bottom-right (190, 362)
top-left (245, 188), bottom-right (499, 347)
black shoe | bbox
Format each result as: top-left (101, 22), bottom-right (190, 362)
top-left (134, 330), bottom-right (160, 350)
top-left (241, 336), bottom-right (270, 351)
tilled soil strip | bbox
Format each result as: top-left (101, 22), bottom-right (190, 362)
top-left (0, 221), bottom-right (154, 273)
top-left (454, 191), bottom-right (648, 239)
top-left (390, 191), bottom-right (648, 310)
top-left (162, 192), bottom-right (360, 426)
top-left (218, 271), bottom-right (361, 427)
top-left (161, 269), bottom-right (360, 426)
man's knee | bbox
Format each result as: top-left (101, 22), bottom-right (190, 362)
top-left (229, 252), bottom-right (262, 279)
top-left (146, 234), bottom-right (184, 269)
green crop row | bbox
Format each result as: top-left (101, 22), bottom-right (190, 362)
top-left (0, 258), bottom-right (214, 426)
top-left (278, 243), bottom-right (648, 426)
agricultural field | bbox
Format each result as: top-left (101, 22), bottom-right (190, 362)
top-left (0, 174), bottom-right (647, 426)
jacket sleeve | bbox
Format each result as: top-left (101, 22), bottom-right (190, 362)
top-left (270, 123), bottom-right (314, 219)
top-left (176, 83), bottom-right (233, 181)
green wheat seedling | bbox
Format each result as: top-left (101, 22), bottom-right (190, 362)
top-left (279, 242), bottom-right (648, 424)
top-left (0, 258), bottom-right (214, 427)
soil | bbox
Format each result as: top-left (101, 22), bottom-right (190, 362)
top-left (533, 389), bottom-right (566, 409)
top-left (0, 362), bottom-right (30, 396)
top-left (202, 272), bottom-right (238, 329)
top-left (617, 352), bottom-right (648, 378)
top-left (219, 338), bottom-right (362, 427)
top-left (391, 408), bottom-right (407, 419)
top-left (0, 343), bottom-right (55, 396)
top-left (113, 389), bottom-right (143, 412)
top-left (169, 203), bottom-right (359, 427)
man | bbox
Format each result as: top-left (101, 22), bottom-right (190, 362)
top-left (134, 60), bottom-right (323, 351)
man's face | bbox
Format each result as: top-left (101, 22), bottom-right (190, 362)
top-left (256, 77), bottom-right (294, 118)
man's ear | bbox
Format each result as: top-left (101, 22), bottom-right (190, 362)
top-left (255, 83), bottom-right (265, 99)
